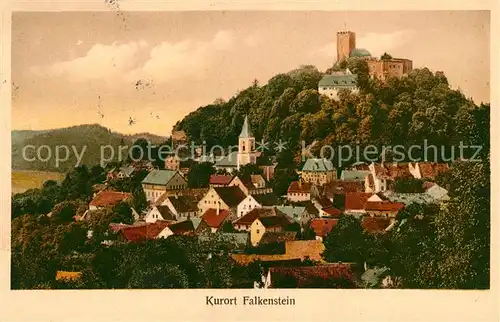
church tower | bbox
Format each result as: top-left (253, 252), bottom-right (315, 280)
top-left (237, 115), bottom-right (257, 168)
top-left (337, 31), bottom-right (356, 62)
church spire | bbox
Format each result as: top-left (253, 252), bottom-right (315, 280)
top-left (239, 115), bottom-right (253, 138)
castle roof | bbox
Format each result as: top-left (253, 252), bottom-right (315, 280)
top-left (239, 115), bottom-right (254, 138)
top-left (349, 48), bottom-right (372, 58)
top-left (318, 74), bottom-right (357, 88)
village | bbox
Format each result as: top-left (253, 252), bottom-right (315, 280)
top-left (74, 111), bottom-right (451, 288)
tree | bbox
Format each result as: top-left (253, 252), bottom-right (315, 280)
top-left (394, 177), bottom-right (425, 193)
top-left (187, 162), bottom-right (215, 188)
top-left (127, 264), bottom-right (189, 289)
top-left (322, 215), bottom-right (367, 265)
top-left (131, 186), bottom-right (147, 214)
top-left (51, 201), bottom-right (79, 223)
top-left (111, 201), bottom-right (134, 224)
top-left (220, 221), bottom-right (236, 233)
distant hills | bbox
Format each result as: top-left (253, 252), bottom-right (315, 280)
top-left (12, 124), bottom-right (168, 172)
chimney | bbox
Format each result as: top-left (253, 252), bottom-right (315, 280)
top-left (216, 202), bottom-right (220, 215)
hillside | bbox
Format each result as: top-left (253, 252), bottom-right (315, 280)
top-left (174, 60), bottom-right (489, 164)
top-left (12, 124), bottom-right (168, 172)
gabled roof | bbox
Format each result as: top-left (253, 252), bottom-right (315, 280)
top-left (364, 201), bottom-right (405, 212)
top-left (321, 180), bottom-right (365, 198)
top-left (344, 192), bottom-right (372, 210)
top-left (233, 207), bottom-right (288, 226)
top-left (252, 193), bottom-right (278, 206)
top-left (287, 181), bottom-right (313, 194)
top-left (321, 206), bottom-right (342, 217)
top-left (167, 195), bottom-right (198, 213)
top-left (214, 186), bottom-right (247, 207)
top-left (168, 220), bottom-right (195, 235)
top-left (56, 271), bottom-right (82, 281)
top-left (142, 169), bottom-right (180, 186)
top-left (155, 205), bottom-right (177, 221)
top-left (383, 191), bottom-right (437, 205)
top-left (250, 174), bottom-right (266, 185)
top-left (89, 191), bottom-right (131, 207)
top-left (258, 216), bottom-right (291, 228)
top-left (209, 174), bottom-right (234, 185)
top-left (350, 48), bottom-right (372, 57)
top-left (310, 218), bottom-right (338, 237)
top-left (202, 208), bottom-right (230, 228)
top-left (302, 158), bottom-right (335, 172)
top-left (361, 217), bottom-right (391, 233)
top-left (120, 221), bottom-right (170, 242)
top-left (239, 115), bottom-right (254, 138)
top-left (319, 74), bottom-right (358, 88)
top-left (119, 166), bottom-right (135, 177)
top-left (258, 231), bottom-right (297, 245)
top-left (276, 206), bottom-right (306, 219)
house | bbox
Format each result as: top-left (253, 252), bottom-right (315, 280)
top-left (164, 153), bottom-right (181, 171)
top-left (318, 72), bottom-right (359, 101)
top-left (197, 186), bottom-right (247, 218)
top-left (310, 218), bottom-right (339, 241)
top-left (287, 181), bottom-right (313, 202)
top-left (275, 205), bottom-right (314, 227)
top-left (119, 221), bottom-right (172, 242)
top-left (363, 201), bottom-right (405, 221)
top-left (167, 220), bottom-right (196, 236)
top-left (299, 158), bottom-right (336, 185)
top-left (144, 205), bottom-right (177, 223)
top-left (425, 184), bottom-right (450, 202)
top-left (141, 169), bottom-right (188, 203)
top-left (233, 207), bottom-right (291, 231)
top-left (340, 170), bottom-right (370, 181)
top-left (262, 263), bottom-right (357, 288)
top-left (228, 175), bottom-right (273, 195)
top-left (250, 216), bottom-right (292, 246)
top-left (88, 191), bottom-right (131, 211)
top-left (201, 208), bottom-right (231, 233)
top-left (344, 192), bottom-right (372, 214)
top-left (236, 193), bottom-right (278, 218)
top-left (260, 163), bottom-right (277, 182)
top-left (209, 174), bottom-right (233, 187)
top-left (156, 194), bottom-right (199, 221)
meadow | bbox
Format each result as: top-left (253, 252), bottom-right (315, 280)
top-left (11, 170), bottom-right (65, 195)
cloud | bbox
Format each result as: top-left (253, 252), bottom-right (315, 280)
top-left (31, 40), bottom-right (149, 82)
top-left (30, 30), bottom-right (239, 84)
top-left (357, 30), bottom-right (416, 57)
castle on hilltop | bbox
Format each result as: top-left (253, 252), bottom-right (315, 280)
top-left (336, 30), bottom-right (413, 82)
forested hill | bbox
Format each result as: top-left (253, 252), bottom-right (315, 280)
top-left (174, 60), bottom-right (489, 163)
top-left (12, 124), bottom-right (168, 172)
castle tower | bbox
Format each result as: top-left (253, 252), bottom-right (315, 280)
top-left (337, 31), bottom-right (356, 62)
top-left (237, 115), bottom-right (257, 168)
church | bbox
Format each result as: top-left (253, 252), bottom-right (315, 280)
top-left (213, 115), bottom-right (259, 173)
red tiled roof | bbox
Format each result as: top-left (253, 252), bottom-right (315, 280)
top-left (322, 207), bottom-right (342, 217)
top-left (316, 196), bottom-right (333, 208)
top-left (120, 221), bottom-right (170, 242)
top-left (418, 162), bottom-right (449, 180)
top-left (287, 181), bottom-right (312, 194)
top-left (89, 191), bottom-right (131, 207)
top-left (269, 264), bottom-right (356, 287)
top-left (361, 217), bottom-right (391, 233)
top-left (202, 208), bottom-right (230, 228)
top-left (209, 175), bottom-right (233, 186)
top-left (310, 218), bottom-right (338, 237)
top-left (364, 201), bottom-right (405, 212)
top-left (321, 180), bottom-right (365, 197)
top-left (344, 192), bottom-right (372, 211)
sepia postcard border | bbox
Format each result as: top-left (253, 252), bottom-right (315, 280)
top-left (0, 0), bottom-right (499, 321)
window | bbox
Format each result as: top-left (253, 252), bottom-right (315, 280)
top-left (256, 229), bottom-right (260, 233)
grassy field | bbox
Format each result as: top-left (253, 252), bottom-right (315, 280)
top-left (12, 170), bottom-right (65, 195)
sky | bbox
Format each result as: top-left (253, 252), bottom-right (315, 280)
top-left (11, 11), bottom-right (490, 136)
